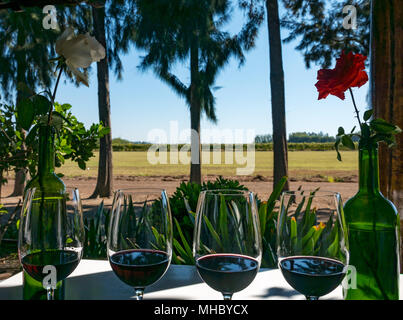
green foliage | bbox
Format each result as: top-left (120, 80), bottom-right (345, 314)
top-left (111, 142), bottom-right (357, 152)
top-left (281, 0), bottom-right (370, 69)
top-left (288, 131), bottom-right (336, 143)
top-left (74, 176), bottom-right (288, 267)
top-left (279, 189), bottom-right (342, 260)
top-left (0, 8), bottom-right (61, 103)
top-left (255, 134), bottom-right (272, 143)
top-left (0, 104), bottom-right (26, 192)
top-left (172, 176), bottom-right (288, 268)
top-left (258, 176), bottom-right (288, 268)
top-left (169, 176), bottom-right (248, 245)
top-left (83, 201), bottom-right (110, 259)
top-left (4, 100), bottom-right (109, 178)
top-left (335, 108), bottom-right (401, 161)
top-left (132, 0), bottom-right (264, 122)
top-left (53, 103), bottom-right (110, 172)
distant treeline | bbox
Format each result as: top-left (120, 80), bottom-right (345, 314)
top-left (109, 142), bottom-right (357, 152)
top-left (255, 131), bottom-right (339, 143)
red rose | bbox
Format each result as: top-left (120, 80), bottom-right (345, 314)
top-left (315, 51), bottom-right (368, 100)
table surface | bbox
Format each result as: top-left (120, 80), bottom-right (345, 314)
top-left (0, 259), bottom-right (402, 300)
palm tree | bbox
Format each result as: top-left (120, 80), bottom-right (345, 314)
top-left (132, 0), bottom-right (263, 184)
top-left (265, 0), bottom-right (290, 191)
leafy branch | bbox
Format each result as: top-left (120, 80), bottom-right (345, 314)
top-left (335, 103), bottom-right (401, 161)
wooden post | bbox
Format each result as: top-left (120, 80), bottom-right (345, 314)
top-left (370, 0), bottom-right (403, 272)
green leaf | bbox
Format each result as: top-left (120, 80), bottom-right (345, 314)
top-left (293, 196), bottom-right (306, 221)
top-left (337, 127), bottom-right (345, 136)
top-left (302, 226), bottom-right (315, 248)
top-left (174, 218), bottom-right (193, 262)
top-left (16, 98), bottom-right (35, 130)
top-left (290, 217), bottom-right (297, 241)
top-left (32, 95), bottom-right (51, 116)
top-left (219, 194), bottom-right (229, 244)
top-left (312, 225), bottom-right (325, 245)
top-left (327, 224), bottom-right (339, 257)
top-left (334, 138), bottom-right (342, 161)
top-left (341, 135), bottom-right (355, 150)
top-left (361, 123), bottom-right (371, 138)
top-left (173, 239), bottom-right (191, 263)
top-left (302, 237), bottom-right (314, 255)
top-left (50, 112), bottom-right (63, 131)
top-left (370, 118), bottom-right (402, 134)
top-left (258, 202), bottom-right (268, 235)
top-left (61, 103), bottom-right (72, 111)
top-left (363, 109), bottom-right (373, 121)
top-left (266, 176), bottom-right (287, 213)
top-left (77, 158), bottom-right (86, 170)
top-left (203, 215), bottom-right (222, 249)
top-left (15, 130), bottom-right (22, 140)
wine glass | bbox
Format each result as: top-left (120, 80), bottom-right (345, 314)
top-left (18, 187), bottom-right (84, 300)
top-left (193, 190), bottom-right (262, 300)
top-left (107, 188), bottom-right (172, 300)
top-left (276, 190), bottom-right (349, 300)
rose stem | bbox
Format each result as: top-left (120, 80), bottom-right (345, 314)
top-left (349, 88), bottom-right (363, 129)
top-left (47, 65), bottom-right (64, 125)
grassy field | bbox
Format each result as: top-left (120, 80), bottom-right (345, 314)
top-left (56, 150), bottom-right (358, 180)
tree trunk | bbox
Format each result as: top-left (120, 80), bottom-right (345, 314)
top-left (0, 170), bottom-right (3, 202)
top-left (90, 5), bottom-right (113, 198)
top-left (189, 42), bottom-right (202, 184)
top-left (370, 0), bottom-right (403, 272)
top-left (266, 0), bottom-right (290, 191)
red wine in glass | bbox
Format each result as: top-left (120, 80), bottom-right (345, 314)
top-left (107, 189), bottom-right (173, 300)
top-left (109, 249), bottom-right (170, 288)
top-left (22, 249), bottom-right (80, 283)
top-left (193, 190), bottom-right (262, 300)
top-left (280, 256), bottom-right (346, 298)
top-left (276, 191), bottom-right (349, 300)
top-left (196, 254), bottom-right (259, 295)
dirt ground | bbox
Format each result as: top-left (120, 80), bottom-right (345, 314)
top-left (0, 175), bottom-right (358, 280)
top-left (1, 175), bottom-right (358, 209)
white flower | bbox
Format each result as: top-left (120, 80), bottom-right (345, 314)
top-left (56, 27), bottom-right (106, 86)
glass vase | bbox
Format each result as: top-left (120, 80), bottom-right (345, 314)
top-left (343, 142), bottom-right (400, 300)
top-left (22, 125), bottom-right (66, 300)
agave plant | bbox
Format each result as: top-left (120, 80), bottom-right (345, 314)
top-left (173, 177), bottom-right (288, 268)
top-left (83, 201), bottom-right (110, 259)
top-left (278, 189), bottom-right (342, 260)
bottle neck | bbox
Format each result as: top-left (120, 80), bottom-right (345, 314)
top-left (38, 125), bottom-right (55, 176)
top-left (358, 144), bottom-right (380, 194)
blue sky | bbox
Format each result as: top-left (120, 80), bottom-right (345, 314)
top-left (55, 4), bottom-right (369, 144)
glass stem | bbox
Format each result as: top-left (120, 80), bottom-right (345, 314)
top-left (134, 288), bottom-right (144, 300)
top-left (222, 293), bottom-right (233, 300)
top-left (305, 296), bottom-right (319, 300)
top-left (47, 287), bottom-right (55, 300)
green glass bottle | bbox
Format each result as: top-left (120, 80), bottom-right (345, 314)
top-left (343, 142), bottom-right (400, 300)
top-left (23, 125), bottom-right (66, 300)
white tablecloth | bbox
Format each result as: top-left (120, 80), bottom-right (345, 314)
top-left (0, 259), bottom-right (401, 300)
